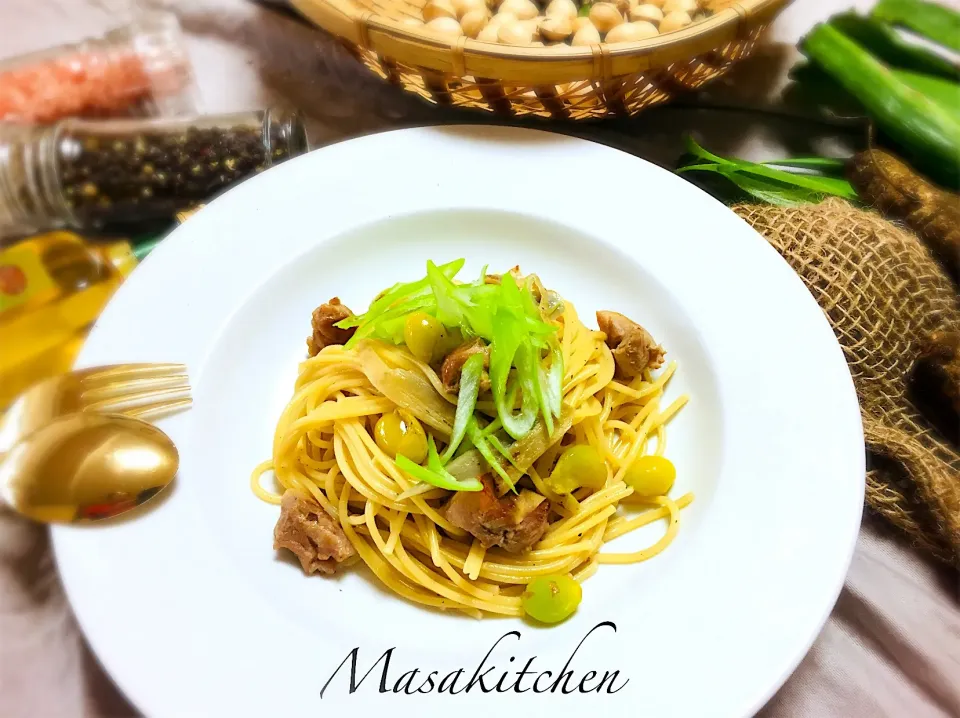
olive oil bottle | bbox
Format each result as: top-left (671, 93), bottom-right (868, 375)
top-left (0, 231), bottom-right (154, 408)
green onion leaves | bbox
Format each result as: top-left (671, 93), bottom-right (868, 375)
top-left (467, 418), bottom-right (516, 492)
top-left (396, 435), bottom-right (482, 493)
top-left (338, 259), bottom-right (464, 346)
top-left (442, 352), bottom-right (484, 462)
top-left (678, 137), bottom-right (858, 206)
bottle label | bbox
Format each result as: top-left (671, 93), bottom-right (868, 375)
top-left (0, 244), bottom-right (57, 315)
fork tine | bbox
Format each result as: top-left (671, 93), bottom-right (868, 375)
top-left (79, 363), bottom-right (188, 388)
top-left (120, 397), bottom-right (193, 422)
top-left (84, 384), bottom-right (192, 413)
top-left (81, 375), bottom-right (190, 403)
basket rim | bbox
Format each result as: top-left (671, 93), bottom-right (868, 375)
top-left (292, 0), bottom-right (791, 83)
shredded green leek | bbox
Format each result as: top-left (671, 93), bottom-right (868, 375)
top-left (442, 352), bottom-right (484, 462)
top-left (395, 436), bottom-right (482, 492)
top-left (338, 260), bottom-right (562, 445)
top-left (467, 418), bottom-right (516, 492)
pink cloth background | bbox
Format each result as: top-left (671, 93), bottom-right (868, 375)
top-left (1, 0), bottom-right (958, 715)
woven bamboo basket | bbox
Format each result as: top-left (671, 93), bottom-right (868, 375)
top-left (293, 0), bottom-right (790, 119)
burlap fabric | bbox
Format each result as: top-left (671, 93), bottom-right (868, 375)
top-left (733, 198), bottom-right (960, 566)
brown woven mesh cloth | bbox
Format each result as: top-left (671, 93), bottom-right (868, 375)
top-left (732, 198), bottom-right (960, 566)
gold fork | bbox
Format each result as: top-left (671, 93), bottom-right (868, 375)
top-left (0, 363), bottom-right (191, 454)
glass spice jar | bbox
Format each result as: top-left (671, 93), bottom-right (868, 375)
top-left (0, 11), bottom-right (197, 124)
top-left (0, 109), bottom-right (308, 237)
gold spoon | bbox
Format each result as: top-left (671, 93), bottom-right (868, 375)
top-left (0, 413), bottom-right (178, 523)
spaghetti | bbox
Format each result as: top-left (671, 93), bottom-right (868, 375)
top-left (252, 267), bottom-right (692, 620)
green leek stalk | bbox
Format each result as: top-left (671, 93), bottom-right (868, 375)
top-left (895, 70), bottom-right (960, 115)
top-left (789, 62), bottom-right (960, 119)
top-left (803, 23), bottom-right (960, 188)
top-left (872, 0), bottom-right (960, 53)
top-left (828, 12), bottom-right (960, 80)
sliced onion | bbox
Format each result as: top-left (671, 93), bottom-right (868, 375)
top-left (445, 449), bottom-right (485, 480)
top-left (497, 404), bottom-right (574, 494)
top-left (356, 341), bottom-right (455, 438)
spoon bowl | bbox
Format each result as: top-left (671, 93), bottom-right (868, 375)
top-left (0, 413), bottom-right (178, 523)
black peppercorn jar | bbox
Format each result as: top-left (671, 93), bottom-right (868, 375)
top-left (0, 109), bottom-right (308, 238)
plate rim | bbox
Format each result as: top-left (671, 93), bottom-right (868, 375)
top-left (52, 124), bottom-right (865, 718)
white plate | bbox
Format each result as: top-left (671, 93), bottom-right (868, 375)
top-left (53, 126), bottom-right (864, 718)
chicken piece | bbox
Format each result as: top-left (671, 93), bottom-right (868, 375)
top-left (444, 476), bottom-right (550, 553)
top-left (307, 298), bottom-right (356, 356)
top-left (440, 338), bottom-right (491, 393)
top-left (273, 490), bottom-right (355, 575)
top-left (596, 310), bottom-right (665, 379)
